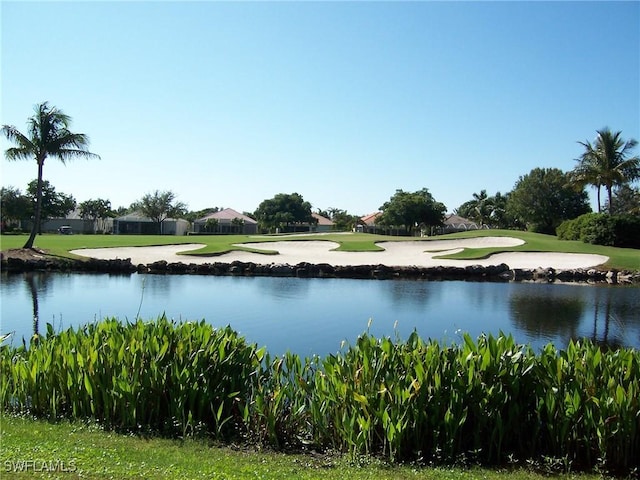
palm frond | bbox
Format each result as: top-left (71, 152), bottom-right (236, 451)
top-left (2, 125), bottom-right (36, 160)
top-left (52, 148), bottom-right (101, 163)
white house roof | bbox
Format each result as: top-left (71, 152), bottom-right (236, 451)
top-left (444, 214), bottom-right (479, 229)
top-left (195, 208), bottom-right (257, 224)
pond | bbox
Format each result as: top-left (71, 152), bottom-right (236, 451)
top-left (1, 272), bottom-right (639, 356)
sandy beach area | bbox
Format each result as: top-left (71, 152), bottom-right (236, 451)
top-left (71, 236), bottom-right (609, 270)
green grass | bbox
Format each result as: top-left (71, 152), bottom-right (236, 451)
top-left (1, 230), bottom-right (638, 270)
top-left (0, 415), bottom-right (605, 480)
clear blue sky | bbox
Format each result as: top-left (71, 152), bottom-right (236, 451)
top-left (2, 1), bottom-right (638, 216)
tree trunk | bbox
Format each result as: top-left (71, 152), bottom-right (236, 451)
top-left (23, 159), bottom-right (45, 249)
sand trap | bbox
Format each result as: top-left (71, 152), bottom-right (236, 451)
top-left (71, 236), bottom-right (609, 270)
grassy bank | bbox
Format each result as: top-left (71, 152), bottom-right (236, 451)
top-left (2, 318), bottom-right (638, 476)
top-left (0, 415), bottom-right (605, 480)
top-left (1, 230), bottom-right (638, 270)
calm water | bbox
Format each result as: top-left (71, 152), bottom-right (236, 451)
top-left (1, 272), bottom-right (639, 356)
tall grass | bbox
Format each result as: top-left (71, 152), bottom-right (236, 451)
top-left (1, 318), bottom-right (263, 439)
top-left (2, 318), bottom-right (638, 475)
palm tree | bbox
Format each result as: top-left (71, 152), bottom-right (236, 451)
top-left (2, 102), bottom-right (99, 248)
top-left (573, 128), bottom-right (639, 212)
top-left (471, 190), bottom-right (494, 227)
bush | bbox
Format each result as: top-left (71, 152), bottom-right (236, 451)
top-left (557, 213), bottom-right (640, 248)
top-left (610, 214), bottom-right (640, 248)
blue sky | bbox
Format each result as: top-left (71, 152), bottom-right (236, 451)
top-left (2, 1), bottom-right (638, 216)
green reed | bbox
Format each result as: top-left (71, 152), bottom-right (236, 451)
top-left (1, 317), bottom-right (262, 439)
top-left (2, 319), bottom-right (638, 474)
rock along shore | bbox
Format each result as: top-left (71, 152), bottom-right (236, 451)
top-left (2, 254), bottom-right (639, 284)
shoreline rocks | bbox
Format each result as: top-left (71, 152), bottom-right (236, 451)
top-left (2, 254), bottom-right (639, 284)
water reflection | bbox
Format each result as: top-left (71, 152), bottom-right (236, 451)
top-left (1, 272), bottom-right (639, 356)
top-left (259, 277), bottom-right (311, 300)
top-left (509, 292), bottom-right (584, 343)
top-left (25, 273), bottom-right (43, 337)
top-left (588, 287), bottom-right (637, 349)
top-left (385, 280), bottom-right (433, 307)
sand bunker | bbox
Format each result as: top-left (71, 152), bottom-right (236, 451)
top-left (71, 236), bottom-right (609, 270)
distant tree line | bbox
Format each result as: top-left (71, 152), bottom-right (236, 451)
top-left (2, 102), bottom-right (638, 241)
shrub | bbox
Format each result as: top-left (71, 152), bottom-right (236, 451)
top-left (557, 213), bottom-right (640, 248)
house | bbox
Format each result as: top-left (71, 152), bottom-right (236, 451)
top-left (356, 212), bottom-right (382, 233)
top-left (41, 208), bottom-right (113, 234)
top-left (310, 213), bottom-right (334, 233)
top-left (441, 214), bottom-right (486, 233)
top-left (193, 208), bottom-right (258, 235)
top-left (113, 212), bottom-right (189, 235)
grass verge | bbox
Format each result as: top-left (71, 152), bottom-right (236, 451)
top-left (0, 415), bottom-right (604, 480)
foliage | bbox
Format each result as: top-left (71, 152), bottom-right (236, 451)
top-left (131, 190), bottom-right (188, 234)
top-left (25, 179), bottom-right (76, 231)
top-left (319, 208), bottom-right (360, 231)
top-left (378, 188), bottom-right (446, 235)
top-left (557, 213), bottom-right (640, 248)
top-left (2, 317), bottom-right (262, 439)
top-left (605, 185), bottom-right (640, 216)
top-left (254, 192), bottom-right (313, 233)
top-left (3, 320), bottom-right (639, 475)
top-left (79, 198), bottom-right (114, 233)
top-left (1, 102), bottom-right (99, 248)
top-left (455, 191), bottom-right (515, 229)
top-left (571, 128), bottom-right (639, 213)
top-left (0, 186), bottom-right (31, 230)
top-left (183, 206), bottom-right (221, 224)
top-left (507, 168), bottom-right (591, 234)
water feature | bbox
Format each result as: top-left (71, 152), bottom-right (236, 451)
top-left (1, 272), bottom-right (639, 356)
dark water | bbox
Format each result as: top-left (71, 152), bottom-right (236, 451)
top-left (1, 272), bottom-right (639, 356)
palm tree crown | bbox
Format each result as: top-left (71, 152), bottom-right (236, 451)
top-left (572, 128), bottom-right (639, 212)
top-left (2, 102), bottom-right (100, 248)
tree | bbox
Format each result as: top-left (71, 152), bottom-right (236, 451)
top-left (26, 180), bottom-right (76, 232)
top-left (323, 208), bottom-right (359, 232)
top-left (79, 198), bottom-right (114, 233)
top-left (204, 218), bottom-right (219, 233)
top-left (572, 128), bottom-right (639, 212)
top-left (184, 207), bottom-right (221, 224)
top-left (455, 190), bottom-right (515, 229)
top-left (132, 190), bottom-right (187, 234)
top-left (378, 188), bottom-right (446, 235)
top-left (231, 216), bottom-right (245, 233)
top-left (2, 102), bottom-right (99, 248)
top-left (507, 168), bottom-right (591, 234)
top-left (489, 191), bottom-right (516, 229)
top-left (0, 187), bottom-right (31, 231)
top-left (254, 193), bottom-right (313, 233)
top-left (605, 185), bottom-right (640, 216)
top-left (455, 190), bottom-right (494, 227)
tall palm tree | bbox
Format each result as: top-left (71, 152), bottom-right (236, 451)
top-left (573, 128), bottom-right (639, 212)
top-left (2, 102), bottom-right (99, 248)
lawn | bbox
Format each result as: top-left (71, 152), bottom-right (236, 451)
top-left (0, 415), bottom-right (605, 480)
top-left (1, 230), bottom-right (638, 270)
